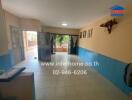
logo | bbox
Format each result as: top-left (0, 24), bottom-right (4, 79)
top-left (111, 5), bottom-right (125, 16)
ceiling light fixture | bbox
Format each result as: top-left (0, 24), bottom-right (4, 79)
top-left (62, 23), bottom-right (68, 26)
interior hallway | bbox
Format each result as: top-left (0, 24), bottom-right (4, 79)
top-left (15, 49), bottom-right (129, 100)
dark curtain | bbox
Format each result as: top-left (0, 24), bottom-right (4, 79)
top-left (68, 35), bottom-right (78, 55)
top-left (37, 32), bottom-right (52, 61)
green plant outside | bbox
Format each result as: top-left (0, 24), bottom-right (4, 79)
top-left (55, 35), bottom-right (69, 45)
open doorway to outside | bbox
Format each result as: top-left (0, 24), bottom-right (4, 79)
top-left (54, 34), bottom-right (69, 54)
top-left (23, 31), bottom-right (38, 60)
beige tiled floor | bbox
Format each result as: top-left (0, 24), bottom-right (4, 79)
top-left (16, 49), bottom-right (129, 100)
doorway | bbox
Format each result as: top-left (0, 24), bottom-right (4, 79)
top-left (54, 34), bottom-right (69, 54)
top-left (23, 31), bottom-right (38, 60)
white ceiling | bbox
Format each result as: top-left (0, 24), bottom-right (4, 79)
top-left (1, 0), bottom-right (131, 29)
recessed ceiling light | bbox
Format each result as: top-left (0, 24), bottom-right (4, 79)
top-left (62, 23), bottom-right (68, 26)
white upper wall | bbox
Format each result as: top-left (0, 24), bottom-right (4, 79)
top-left (0, 0), bottom-right (8, 54)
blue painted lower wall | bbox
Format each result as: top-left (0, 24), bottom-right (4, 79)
top-left (0, 50), bottom-right (14, 70)
top-left (78, 47), bottom-right (132, 95)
